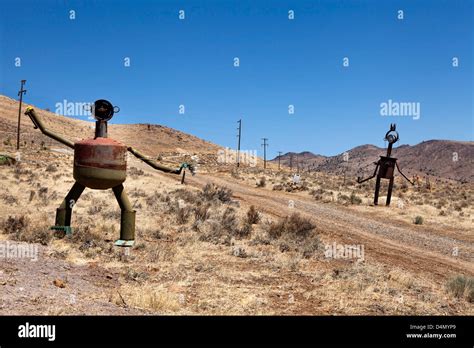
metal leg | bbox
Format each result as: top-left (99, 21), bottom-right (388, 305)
top-left (386, 177), bottom-right (394, 206)
top-left (181, 169), bottom-right (186, 184)
top-left (112, 184), bottom-right (135, 247)
top-left (55, 181), bottom-right (85, 228)
top-left (374, 176), bottom-right (381, 205)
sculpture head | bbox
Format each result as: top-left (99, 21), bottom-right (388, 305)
top-left (385, 123), bottom-right (399, 145)
top-left (92, 99), bottom-right (119, 121)
top-left (384, 123), bottom-right (399, 157)
top-left (92, 99), bottom-right (119, 138)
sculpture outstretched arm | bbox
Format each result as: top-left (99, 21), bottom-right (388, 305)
top-left (396, 162), bottom-right (414, 185)
top-left (24, 106), bottom-right (75, 149)
top-left (127, 147), bottom-right (195, 175)
top-left (357, 162), bottom-right (380, 183)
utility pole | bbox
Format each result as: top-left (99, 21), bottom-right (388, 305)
top-left (261, 138), bottom-right (268, 169)
top-left (296, 154), bottom-right (299, 173)
top-left (16, 80), bottom-right (27, 150)
top-left (289, 153), bottom-right (293, 170)
top-left (277, 151), bottom-right (282, 170)
top-left (236, 119), bottom-right (241, 167)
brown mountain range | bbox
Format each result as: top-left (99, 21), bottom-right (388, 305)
top-left (272, 141), bottom-right (474, 183)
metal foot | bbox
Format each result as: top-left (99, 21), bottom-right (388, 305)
top-left (114, 239), bottom-right (135, 247)
top-left (50, 226), bottom-right (73, 236)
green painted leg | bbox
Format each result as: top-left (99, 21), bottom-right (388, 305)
top-left (52, 181), bottom-right (85, 236)
top-left (112, 184), bottom-right (136, 247)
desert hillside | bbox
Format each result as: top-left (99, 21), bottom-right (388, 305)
top-left (0, 96), bottom-right (472, 316)
top-left (0, 95), bottom-right (223, 168)
top-left (273, 140), bottom-right (474, 183)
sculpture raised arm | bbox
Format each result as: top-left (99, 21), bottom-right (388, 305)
top-left (24, 106), bottom-right (74, 149)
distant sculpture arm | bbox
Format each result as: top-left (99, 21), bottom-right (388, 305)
top-left (127, 147), bottom-right (194, 175)
top-left (357, 162), bottom-right (380, 183)
top-left (396, 162), bottom-right (414, 185)
top-left (24, 106), bottom-right (75, 149)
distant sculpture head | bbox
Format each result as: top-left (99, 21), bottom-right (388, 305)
top-left (385, 123), bottom-right (399, 146)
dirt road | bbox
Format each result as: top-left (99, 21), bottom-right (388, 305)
top-left (187, 173), bottom-right (474, 283)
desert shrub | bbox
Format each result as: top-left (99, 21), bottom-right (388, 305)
top-left (15, 225), bottom-right (52, 245)
top-left (446, 275), bottom-right (474, 302)
top-left (145, 191), bottom-right (162, 208)
top-left (45, 164), bottom-right (57, 172)
top-left (172, 188), bottom-right (198, 204)
top-left (230, 170), bottom-right (241, 179)
top-left (311, 188), bottom-right (325, 201)
top-left (301, 237), bottom-right (321, 258)
top-left (221, 207), bottom-right (238, 233)
top-left (256, 177), bottom-right (266, 188)
top-left (130, 188), bottom-right (147, 198)
top-left (272, 184), bottom-right (284, 191)
top-left (350, 192), bottom-right (362, 205)
top-left (200, 183), bottom-right (232, 203)
top-left (88, 205), bottom-right (103, 215)
top-left (437, 198), bottom-right (447, 208)
top-left (194, 203), bottom-right (211, 222)
top-left (101, 209), bottom-right (121, 220)
top-left (0, 215), bottom-right (51, 245)
top-left (337, 193), bottom-right (350, 204)
top-left (267, 214), bottom-right (319, 258)
top-left (0, 215), bottom-right (30, 235)
top-left (38, 187), bottom-right (49, 201)
top-left (129, 167), bottom-right (145, 177)
top-left (1, 194), bottom-right (18, 204)
top-left (236, 223), bottom-right (252, 238)
top-left (267, 213), bottom-right (316, 240)
top-left (246, 205), bottom-right (260, 225)
top-left (176, 206), bottom-right (192, 224)
top-left (414, 216), bottom-right (424, 225)
top-left (68, 225), bottom-right (106, 253)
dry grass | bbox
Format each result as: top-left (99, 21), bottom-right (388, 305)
top-left (0, 134), bottom-right (472, 315)
top-left (446, 275), bottom-right (474, 303)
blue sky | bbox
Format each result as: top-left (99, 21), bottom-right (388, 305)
top-left (0, 0), bottom-right (472, 157)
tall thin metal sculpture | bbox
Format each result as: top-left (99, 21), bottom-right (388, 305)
top-left (357, 124), bottom-right (413, 206)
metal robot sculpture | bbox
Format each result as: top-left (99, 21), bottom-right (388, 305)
top-left (25, 99), bottom-right (194, 247)
top-left (357, 124), bottom-right (413, 206)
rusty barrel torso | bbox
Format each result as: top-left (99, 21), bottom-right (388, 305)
top-left (378, 156), bottom-right (397, 179)
top-left (73, 138), bottom-right (127, 189)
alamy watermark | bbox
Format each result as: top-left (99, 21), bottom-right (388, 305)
top-left (324, 242), bottom-right (365, 262)
top-left (0, 241), bottom-right (38, 262)
top-left (55, 99), bottom-right (93, 119)
top-left (217, 147), bottom-right (257, 167)
top-left (380, 99), bottom-right (421, 120)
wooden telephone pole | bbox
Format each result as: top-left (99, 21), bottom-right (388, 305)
top-left (16, 80), bottom-right (27, 150)
top-left (277, 151), bottom-right (282, 170)
top-left (261, 138), bottom-right (268, 169)
top-left (236, 119), bottom-right (241, 167)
